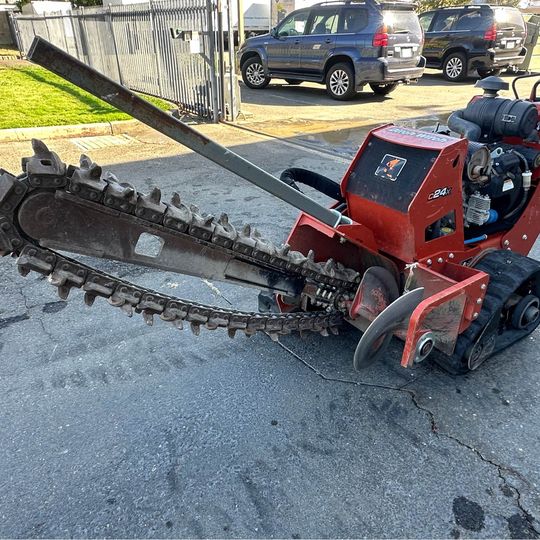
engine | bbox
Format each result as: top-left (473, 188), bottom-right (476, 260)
top-left (447, 77), bottom-right (540, 235)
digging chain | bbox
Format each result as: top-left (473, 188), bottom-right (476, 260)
top-left (0, 140), bottom-right (361, 339)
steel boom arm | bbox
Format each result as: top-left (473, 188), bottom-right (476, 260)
top-left (27, 37), bottom-right (346, 228)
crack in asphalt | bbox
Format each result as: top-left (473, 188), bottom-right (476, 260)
top-left (275, 338), bottom-right (540, 537)
top-left (18, 285), bottom-right (57, 347)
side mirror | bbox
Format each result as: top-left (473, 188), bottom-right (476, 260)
top-left (270, 27), bottom-right (278, 37)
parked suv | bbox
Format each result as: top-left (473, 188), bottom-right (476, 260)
top-left (237, 0), bottom-right (425, 100)
top-left (419, 5), bottom-right (527, 81)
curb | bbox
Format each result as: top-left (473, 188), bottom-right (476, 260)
top-left (0, 119), bottom-right (141, 143)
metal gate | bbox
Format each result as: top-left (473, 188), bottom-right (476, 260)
top-left (11, 0), bottom-right (238, 122)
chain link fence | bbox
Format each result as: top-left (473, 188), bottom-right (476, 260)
top-left (11, 0), bottom-right (239, 122)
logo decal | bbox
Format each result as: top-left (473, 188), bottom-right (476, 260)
top-left (375, 154), bottom-right (407, 181)
top-left (428, 187), bottom-right (452, 200)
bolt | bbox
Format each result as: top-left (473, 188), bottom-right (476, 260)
top-left (437, 257), bottom-right (444, 263)
top-left (427, 259), bottom-right (432, 266)
top-left (449, 253), bottom-right (455, 259)
top-left (522, 234), bottom-right (528, 241)
top-left (11, 239), bottom-right (21, 247)
top-left (503, 240), bottom-right (510, 247)
top-left (473, 312), bottom-right (479, 319)
top-left (1, 222), bottom-right (10, 231)
top-left (481, 284), bottom-right (487, 290)
top-left (339, 237), bottom-right (346, 244)
top-left (476, 298), bottom-right (482, 304)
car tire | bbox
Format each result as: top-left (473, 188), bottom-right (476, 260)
top-left (369, 82), bottom-right (398, 96)
top-left (477, 68), bottom-right (502, 78)
top-left (285, 79), bottom-right (302, 85)
top-left (443, 52), bottom-right (467, 82)
top-left (242, 57), bottom-right (271, 89)
top-left (325, 62), bottom-right (356, 100)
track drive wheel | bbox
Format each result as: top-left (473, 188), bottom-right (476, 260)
top-left (433, 250), bottom-right (540, 375)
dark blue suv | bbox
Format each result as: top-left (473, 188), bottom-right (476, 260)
top-left (237, 0), bottom-right (425, 100)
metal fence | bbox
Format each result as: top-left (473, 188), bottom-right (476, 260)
top-left (11, 0), bottom-right (239, 122)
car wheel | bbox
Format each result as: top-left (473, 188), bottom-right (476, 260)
top-left (326, 63), bottom-right (356, 100)
top-left (443, 52), bottom-right (467, 82)
top-left (242, 57), bottom-right (270, 89)
top-left (477, 68), bottom-right (502, 78)
top-left (369, 82), bottom-right (398, 96)
top-left (284, 79), bottom-right (302, 85)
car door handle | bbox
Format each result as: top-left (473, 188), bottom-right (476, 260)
top-left (325, 38), bottom-right (331, 43)
top-left (294, 39), bottom-right (300, 44)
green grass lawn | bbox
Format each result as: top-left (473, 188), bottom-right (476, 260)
top-left (0, 64), bottom-right (172, 130)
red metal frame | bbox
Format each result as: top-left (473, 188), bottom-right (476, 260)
top-left (284, 105), bottom-right (540, 368)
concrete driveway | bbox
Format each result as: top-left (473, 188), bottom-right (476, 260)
top-left (0, 113), bottom-right (539, 537)
top-left (236, 70), bottom-right (537, 157)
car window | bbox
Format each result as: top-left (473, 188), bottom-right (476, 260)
top-left (419, 12), bottom-right (435, 32)
top-left (382, 10), bottom-right (420, 34)
top-left (431, 12), bottom-right (459, 32)
top-left (454, 10), bottom-right (488, 31)
top-left (277, 11), bottom-right (309, 37)
top-left (308, 9), bottom-right (340, 35)
top-left (494, 8), bottom-right (525, 29)
top-left (340, 8), bottom-right (368, 33)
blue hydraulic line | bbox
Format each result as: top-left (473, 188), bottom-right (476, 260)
top-left (465, 234), bottom-right (488, 245)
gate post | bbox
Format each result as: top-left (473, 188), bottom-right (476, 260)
top-left (149, 0), bottom-right (164, 98)
top-left (206, 0), bottom-right (220, 123)
top-left (107, 5), bottom-right (124, 85)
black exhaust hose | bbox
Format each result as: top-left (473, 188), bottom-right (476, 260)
top-left (280, 168), bottom-right (344, 202)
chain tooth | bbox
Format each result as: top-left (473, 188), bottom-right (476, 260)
top-left (233, 224), bottom-right (257, 255)
top-left (17, 245), bottom-right (56, 276)
top-left (22, 139), bottom-right (67, 188)
top-left (142, 310), bottom-right (154, 326)
top-left (83, 272), bottom-right (117, 300)
top-left (212, 214), bottom-right (237, 248)
top-left (189, 210), bottom-right (216, 242)
top-left (49, 260), bottom-right (87, 300)
top-left (104, 180), bottom-right (138, 213)
top-left (190, 322), bottom-right (201, 335)
top-left (164, 193), bottom-right (192, 232)
top-left (162, 300), bottom-right (189, 321)
top-left (173, 319), bottom-right (184, 331)
top-left (69, 155), bottom-right (106, 201)
top-left (227, 328), bottom-right (237, 339)
top-left (135, 188), bottom-right (166, 224)
top-left (84, 292), bottom-right (96, 307)
top-left (109, 284), bottom-right (141, 312)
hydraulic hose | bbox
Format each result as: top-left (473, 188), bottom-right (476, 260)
top-left (504, 150), bottom-right (530, 221)
top-left (280, 168), bottom-right (344, 202)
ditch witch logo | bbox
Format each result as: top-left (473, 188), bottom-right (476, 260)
top-left (375, 154), bottom-right (407, 181)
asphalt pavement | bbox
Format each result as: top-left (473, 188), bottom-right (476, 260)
top-left (0, 121), bottom-right (539, 539)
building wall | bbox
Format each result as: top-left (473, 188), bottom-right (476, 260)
top-left (0, 12), bottom-right (14, 45)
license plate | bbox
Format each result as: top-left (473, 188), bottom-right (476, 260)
top-left (401, 47), bottom-right (413, 58)
top-left (506, 40), bottom-right (515, 49)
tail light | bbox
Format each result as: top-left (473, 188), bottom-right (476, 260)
top-left (373, 25), bottom-right (388, 47)
top-left (484, 24), bottom-right (497, 41)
